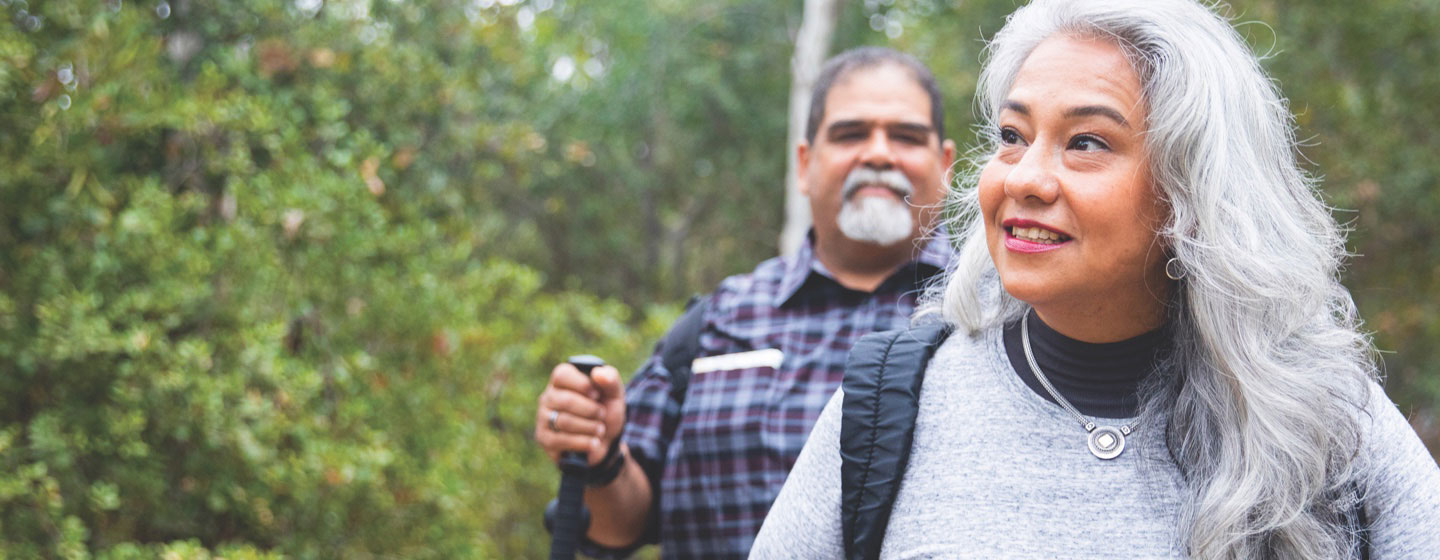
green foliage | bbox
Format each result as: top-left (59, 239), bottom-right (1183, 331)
top-left (1245, 0), bottom-right (1440, 441)
top-left (0, 0), bottom-right (1434, 556)
top-left (0, 1), bottom-right (666, 557)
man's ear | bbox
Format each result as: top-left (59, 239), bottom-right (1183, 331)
top-left (940, 138), bottom-right (957, 184)
top-left (796, 141), bottom-right (812, 197)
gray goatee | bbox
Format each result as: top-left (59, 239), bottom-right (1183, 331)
top-left (837, 167), bottom-right (915, 246)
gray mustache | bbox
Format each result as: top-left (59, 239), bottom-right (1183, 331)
top-left (842, 168), bottom-right (914, 201)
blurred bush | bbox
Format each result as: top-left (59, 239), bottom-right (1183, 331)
top-left (0, 1), bottom-right (671, 557)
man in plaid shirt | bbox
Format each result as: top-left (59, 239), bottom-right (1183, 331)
top-left (534, 47), bottom-right (956, 559)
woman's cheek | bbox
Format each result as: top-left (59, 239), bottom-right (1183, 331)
top-left (977, 164), bottom-right (1007, 222)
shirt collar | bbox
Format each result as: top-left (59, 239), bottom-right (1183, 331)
top-left (775, 228), bottom-right (955, 307)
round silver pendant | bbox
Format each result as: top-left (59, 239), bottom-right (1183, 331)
top-left (1087, 425), bottom-right (1126, 460)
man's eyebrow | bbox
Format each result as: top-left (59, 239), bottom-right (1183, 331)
top-left (825, 120), bottom-right (868, 132)
top-left (826, 120), bottom-right (934, 133)
top-left (889, 122), bottom-right (934, 135)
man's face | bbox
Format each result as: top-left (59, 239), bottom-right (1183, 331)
top-left (798, 64), bottom-right (955, 251)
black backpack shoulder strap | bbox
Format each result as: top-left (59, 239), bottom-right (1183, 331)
top-left (1342, 480), bottom-right (1371, 560)
top-left (839, 322), bottom-right (953, 560)
top-left (660, 294), bottom-right (711, 404)
top-left (622, 294), bottom-right (711, 550)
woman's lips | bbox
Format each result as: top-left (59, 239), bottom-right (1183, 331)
top-left (1002, 219), bottom-right (1072, 253)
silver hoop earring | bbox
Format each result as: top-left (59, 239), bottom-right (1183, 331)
top-left (1165, 257), bottom-right (1186, 281)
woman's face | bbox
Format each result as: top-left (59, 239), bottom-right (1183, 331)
top-left (979, 35), bottom-right (1172, 341)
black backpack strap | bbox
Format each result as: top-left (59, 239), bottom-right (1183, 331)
top-left (1356, 498), bottom-right (1371, 560)
top-left (840, 323), bottom-right (952, 560)
top-left (1341, 480), bottom-right (1371, 560)
top-left (660, 294), bottom-right (710, 405)
top-left (621, 294), bottom-right (711, 550)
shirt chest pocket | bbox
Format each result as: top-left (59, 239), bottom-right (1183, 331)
top-left (679, 349), bottom-right (785, 457)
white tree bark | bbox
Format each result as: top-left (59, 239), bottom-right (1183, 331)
top-left (779, 0), bottom-right (842, 257)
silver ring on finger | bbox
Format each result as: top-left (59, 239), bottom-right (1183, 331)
top-left (548, 409), bottom-right (560, 432)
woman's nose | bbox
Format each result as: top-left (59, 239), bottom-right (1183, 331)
top-left (1003, 144), bottom-right (1060, 204)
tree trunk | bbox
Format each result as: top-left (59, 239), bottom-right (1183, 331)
top-left (779, 0), bottom-right (842, 257)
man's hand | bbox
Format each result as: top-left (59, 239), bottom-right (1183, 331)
top-left (535, 362), bottom-right (628, 466)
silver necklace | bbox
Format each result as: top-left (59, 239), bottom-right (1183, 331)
top-left (1021, 311), bottom-right (1134, 460)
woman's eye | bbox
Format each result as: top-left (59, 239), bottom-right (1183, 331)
top-left (1069, 134), bottom-right (1110, 152)
top-left (998, 127), bottom-right (1025, 146)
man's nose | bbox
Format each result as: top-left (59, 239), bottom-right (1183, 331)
top-left (1003, 143), bottom-right (1060, 204)
top-left (859, 130), bottom-right (897, 169)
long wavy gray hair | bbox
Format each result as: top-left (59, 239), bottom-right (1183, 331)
top-left (931, 0), bottom-right (1378, 557)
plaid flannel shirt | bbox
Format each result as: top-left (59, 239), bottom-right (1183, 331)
top-left (583, 232), bottom-right (952, 559)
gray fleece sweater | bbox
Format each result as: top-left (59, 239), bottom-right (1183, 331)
top-left (751, 328), bottom-right (1440, 559)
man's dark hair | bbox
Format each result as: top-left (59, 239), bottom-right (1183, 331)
top-left (804, 47), bottom-right (946, 147)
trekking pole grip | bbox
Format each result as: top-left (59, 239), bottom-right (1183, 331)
top-left (549, 354), bottom-right (606, 560)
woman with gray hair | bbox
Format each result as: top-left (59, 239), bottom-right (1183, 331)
top-left (750, 0), bottom-right (1440, 557)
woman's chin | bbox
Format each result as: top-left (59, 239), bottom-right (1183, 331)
top-left (997, 278), bottom-right (1050, 308)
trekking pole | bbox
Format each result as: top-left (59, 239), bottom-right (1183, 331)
top-left (548, 354), bottom-right (606, 560)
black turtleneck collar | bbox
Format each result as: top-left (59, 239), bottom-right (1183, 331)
top-left (1003, 312), bottom-right (1170, 419)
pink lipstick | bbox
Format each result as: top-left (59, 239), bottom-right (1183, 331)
top-left (1002, 218), bottom-right (1072, 254)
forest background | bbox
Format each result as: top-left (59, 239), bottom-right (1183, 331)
top-left (1, 0), bottom-right (1437, 558)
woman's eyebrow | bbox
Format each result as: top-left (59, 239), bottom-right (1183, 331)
top-left (1000, 100), bottom-right (1130, 129)
top-left (1065, 105), bottom-right (1131, 128)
